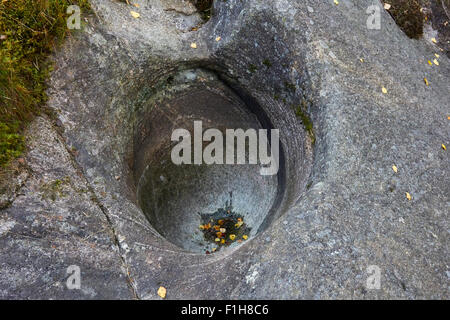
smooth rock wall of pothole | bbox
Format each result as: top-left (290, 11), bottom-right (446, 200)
top-left (1, 0), bottom-right (448, 299)
top-left (134, 70), bottom-right (280, 253)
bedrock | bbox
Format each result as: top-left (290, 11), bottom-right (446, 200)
top-left (0, 0), bottom-right (448, 299)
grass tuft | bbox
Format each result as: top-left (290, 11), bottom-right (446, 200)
top-left (0, 0), bottom-right (90, 168)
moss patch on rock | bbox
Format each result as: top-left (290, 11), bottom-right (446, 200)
top-left (294, 100), bottom-right (315, 145)
top-left (0, 0), bottom-right (90, 168)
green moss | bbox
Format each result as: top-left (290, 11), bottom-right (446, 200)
top-left (0, 0), bottom-right (90, 168)
top-left (284, 81), bottom-right (296, 92)
top-left (262, 59), bottom-right (272, 68)
top-left (40, 176), bottom-right (71, 201)
top-left (294, 100), bottom-right (315, 145)
top-left (0, 122), bottom-right (24, 165)
top-left (248, 64), bottom-right (258, 73)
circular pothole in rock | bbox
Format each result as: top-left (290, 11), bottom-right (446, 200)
top-left (134, 69), bottom-right (283, 254)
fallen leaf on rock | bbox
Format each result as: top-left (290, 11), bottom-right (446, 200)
top-left (435, 53), bottom-right (440, 58)
top-left (157, 286), bottom-right (166, 298)
top-left (130, 11), bottom-right (140, 18)
top-left (431, 37), bottom-right (437, 43)
top-left (242, 235), bottom-right (248, 240)
top-left (384, 3), bottom-right (391, 10)
top-left (433, 59), bottom-right (439, 66)
top-left (334, 0), bottom-right (339, 5)
top-left (392, 165), bottom-right (398, 173)
top-left (215, 36), bottom-right (221, 42)
top-left (442, 144), bottom-right (447, 150)
top-left (382, 87), bottom-right (388, 94)
top-left (406, 192), bottom-right (412, 201)
top-left (424, 78), bottom-right (429, 86)
top-left (428, 60), bottom-right (432, 65)
top-left (190, 42), bottom-right (197, 49)
top-left (229, 234), bottom-right (236, 240)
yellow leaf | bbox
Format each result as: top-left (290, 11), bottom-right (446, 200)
top-left (190, 42), bottom-right (197, 49)
top-left (442, 144), bottom-right (447, 150)
top-left (133, 3), bottom-right (140, 8)
top-left (212, 247), bottom-right (217, 252)
top-left (447, 116), bottom-right (450, 120)
top-left (431, 37), bottom-right (437, 43)
top-left (215, 36), bottom-right (221, 42)
top-left (334, 0), bottom-right (339, 4)
top-left (130, 11), bottom-right (140, 18)
top-left (215, 238), bottom-right (220, 242)
top-left (433, 59), bottom-right (439, 66)
top-left (199, 225), bottom-right (205, 230)
top-left (157, 286), bottom-right (166, 299)
top-left (406, 192), bottom-right (412, 201)
top-left (384, 3), bottom-right (391, 10)
top-left (392, 165), bottom-right (398, 173)
top-left (220, 239), bottom-right (225, 244)
top-left (428, 60), bottom-right (432, 65)
top-left (435, 53), bottom-right (440, 58)
top-left (229, 234), bottom-right (236, 240)
top-left (242, 235), bottom-right (248, 240)
top-left (424, 78), bottom-right (429, 86)
top-left (359, 58), bottom-right (364, 63)
top-left (382, 87), bottom-right (388, 94)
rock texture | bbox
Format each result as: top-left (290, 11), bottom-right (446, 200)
top-left (0, 0), bottom-right (448, 299)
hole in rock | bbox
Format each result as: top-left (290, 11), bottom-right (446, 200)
top-left (134, 69), bottom-right (285, 254)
